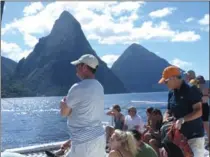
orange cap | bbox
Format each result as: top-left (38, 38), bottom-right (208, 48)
top-left (158, 66), bottom-right (181, 84)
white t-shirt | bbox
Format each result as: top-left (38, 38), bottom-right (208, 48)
top-left (66, 79), bottom-right (105, 145)
top-left (124, 114), bottom-right (144, 133)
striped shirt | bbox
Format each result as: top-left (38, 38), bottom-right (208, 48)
top-left (66, 79), bottom-right (105, 145)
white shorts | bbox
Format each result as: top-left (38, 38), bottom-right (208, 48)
top-left (66, 134), bottom-right (106, 157)
top-left (188, 137), bottom-right (205, 157)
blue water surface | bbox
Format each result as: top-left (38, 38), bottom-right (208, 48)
top-left (1, 92), bottom-right (168, 150)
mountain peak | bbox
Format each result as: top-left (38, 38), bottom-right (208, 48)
top-left (50, 11), bottom-right (80, 35)
top-left (59, 10), bottom-right (75, 21)
top-left (127, 43), bottom-right (149, 53)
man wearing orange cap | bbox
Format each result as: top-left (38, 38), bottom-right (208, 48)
top-left (159, 66), bottom-right (204, 157)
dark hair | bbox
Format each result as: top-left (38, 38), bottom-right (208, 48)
top-left (128, 106), bottom-right (137, 113)
top-left (146, 107), bottom-right (154, 114)
top-left (152, 109), bottom-right (163, 125)
top-left (131, 129), bottom-right (142, 141)
top-left (196, 75), bottom-right (206, 84)
top-left (80, 63), bottom-right (98, 74)
top-left (113, 104), bottom-right (121, 112)
top-left (86, 65), bottom-right (98, 74)
top-left (152, 109), bottom-right (162, 116)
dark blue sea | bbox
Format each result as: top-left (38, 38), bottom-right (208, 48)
top-left (1, 92), bottom-right (168, 150)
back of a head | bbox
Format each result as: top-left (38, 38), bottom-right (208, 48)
top-left (196, 75), bottom-right (206, 84)
top-left (187, 70), bottom-right (196, 79)
top-left (152, 108), bottom-right (162, 116)
top-left (131, 129), bottom-right (142, 141)
top-left (125, 131), bottom-right (138, 156)
top-left (146, 107), bottom-right (154, 114)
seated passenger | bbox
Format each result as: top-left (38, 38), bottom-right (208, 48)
top-left (108, 129), bottom-right (138, 157)
top-left (143, 109), bottom-right (163, 156)
top-left (131, 129), bottom-right (158, 157)
top-left (123, 106), bottom-right (144, 133)
top-left (106, 105), bottom-right (125, 146)
top-left (145, 107), bottom-right (154, 127)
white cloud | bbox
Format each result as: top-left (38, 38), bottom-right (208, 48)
top-left (1, 40), bottom-right (31, 62)
top-left (23, 33), bottom-right (38, 48)
top-left (185, 17), bottom-right (194, 23)
top-left (149, 7), bottom-right (176, 18)
top-left (170, 58), bottom-right (192, 69)
top-left (198, 14), bottom-right (209, 32)
top-left (1, 2), bottom-right (202, 61)
top-left (101, 54), bottom-right (120, 68)
top-left (23, 2), bottom-right (44, 16)
top-left (171, 31), bottom-right (200, 42)
top-left (89, 21), bottom-right (200, 44)
top-left (198, 14), bottom-right (209, 25)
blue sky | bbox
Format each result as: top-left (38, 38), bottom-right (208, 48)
top-left (1, 2), bottom-right (209, 79)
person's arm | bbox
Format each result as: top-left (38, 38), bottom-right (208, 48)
top-left (134, 116), bottom-right (144, 132)
top-left (60, 83), bottom-right (80, 117)
top-left (61, 140), bottom-right (71, 150)
top-left (183, 86), bottom-right (203, 122)
top-left (120, 115), bottom-right (125, 128)
top-left (202, 88), bottom-right (209, 97)
top-left (176, 86), bottom-right (203, 129)
top-left (106, 110), bottom-right (115, 116)
top-left (163, 110), bottom-right (171, 122)
top-left (163, 91), bottom-right (173, 122)
top-left (60, 98), bottom-right (72, 117)
top-left (183, 102), bottom-right (202, 122)
top-left (123, 116), bottom-right (128, 131)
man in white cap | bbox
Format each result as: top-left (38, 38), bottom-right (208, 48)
top-left (59, 54), bottom-right (106, 157)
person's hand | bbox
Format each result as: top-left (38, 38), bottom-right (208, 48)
top-left (175, 118), bottom-right (185, 130)
top-left (60, 97), bottom-right (67, 109)
top-left (60, 140), bottom-right (71, 150)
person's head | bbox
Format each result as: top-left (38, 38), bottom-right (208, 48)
top-left (110, 129), bottom-right (138, 156)
top-left (71, 54), bottom-right (99, 80)
top-left (189, 79), bottom-right (199, 88)
top-left (146, 107), bottom-right (154, 117)
top-left (151, 109), bottom-right (163, 120)
top-left (130, 129), bottom-right (142, 147)
top-left (185, 70), bottom-right (196, 82)
top-left (158, 66), bottom-right (183, 90)
top-left (196, 75), bottom-right (206, 89)
top-left (152, 108), bottom-right (162, 116)
top-left (196, 75), bottom-right (206, 84)
top-left (128, 106), bottom-right (137, 117)
top-left (112, 104), bottom-right (121, 114)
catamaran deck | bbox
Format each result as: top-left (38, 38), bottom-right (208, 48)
top-left (3, 138), bottom-right (209, 157)
top-left (2, 121), bottom-right (209, 157)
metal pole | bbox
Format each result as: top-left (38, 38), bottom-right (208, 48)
top-left (1, 1), bottom-right (5, 22)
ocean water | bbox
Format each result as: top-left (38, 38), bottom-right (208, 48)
top-left (1, 92), bottom-right (168, 150)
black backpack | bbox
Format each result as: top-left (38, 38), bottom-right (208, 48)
top-left (162, 140), bottom-right (184, 157)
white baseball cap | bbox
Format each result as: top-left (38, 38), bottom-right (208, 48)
top-left (71, 54), bottom-right (99, 69)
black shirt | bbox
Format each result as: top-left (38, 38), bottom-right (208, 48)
top-left (167, 81), bottom-right (204, 139)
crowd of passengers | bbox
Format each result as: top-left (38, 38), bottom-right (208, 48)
top-left (43, 68), bottom-right (209, 157)
top-left (104, 69), bottom-right (210, 157)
